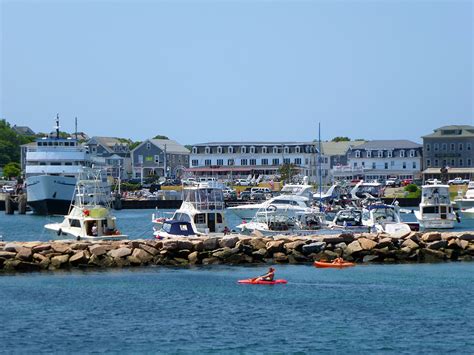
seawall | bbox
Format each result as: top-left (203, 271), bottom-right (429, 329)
top-left (1, 231), bottom-right (473, 272)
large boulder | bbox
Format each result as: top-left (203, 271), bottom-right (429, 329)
top-left (89, 244), bottom-right (110, 256)
top-left (4, 243), bottom-right (21, 253)
top-left (108, 247), bottom-right (132, 259)
top-left (31, 244), bottom-right (52, 253)
top-left (362, 255), bottom-right (379, 263)
top-left (192, 240), bottom-right (204, 252)
top-left (16, 247), bottom-right (32, 261)
top-left (248, 238), bottom-right (267, 250)
top-left (188, 251), bottom-right (199, 264)
top-left (377, 238), bottom-right (393, 248)
top-left (266, 240), bottom-right (285, 254)
top-left (0, 251), bottom-right (17, 259)
top-left (162, 240), bottom-right (179, 251)
top-left (51, 243), bottom-right (71, 254)
top-left (358, 238), bottom-right (377, 251)
top-left (177, 240), bottom-right (194, 251)
top-left (345, 241), bottom-right (363, 255)
top-left (427, 240), bottom-right (448, 250)
top-left (219, 236), bottom-right (239, 249)
top-left (71, 243), bottom-right (89, 250)
top-left (421, 248), bottom-right (446, 262)
top-left (401, 239), bottom-right (419, 250)
top-left (212, 247), bottom-right (233, 259)
top-left (251, 230), bottom-right (264, 239)
top-left (131, 248), bottom-right (153, 263)
top-left (273, 252), bottom-right (289, 263)
top-left (139, 244), bottom-right (160, 256)
top-left (302, 242), bottom-right (326, 255)
top-left (284, 240), bottom-right (306, 252)
top-left (50, 254), bottom-right (70, 268)
top-left (421, 232), bottom-right (441, 243)
top-left (458, 233), bottom-right (474, 241)
top-left (203, 237), bottom-right (220, 250)
top-left (69, 251), bottom-right (88, 265)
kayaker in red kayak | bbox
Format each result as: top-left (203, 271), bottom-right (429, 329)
top-left (333, 257), bottom-right (344, 264)
top-left (254, 267), bottom-right (275, 282)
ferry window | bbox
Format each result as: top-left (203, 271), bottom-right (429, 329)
top-left (54, 142), bottom-right (59, 146)
top-left (163, 223), bottom-right (171, 233)
top-left (65, 162), bottom-right (72, 166)
top-left (194, 214), bottom-right (206, 224)
top-left (216, 213), bottom-right (223, 223)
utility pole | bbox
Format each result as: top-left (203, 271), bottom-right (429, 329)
top-left (318, 122), bottom-right (323, 212)
top-left (75, 117), bottom-right (78, 140)
top-left (164, 144), bottom-right (167, 178)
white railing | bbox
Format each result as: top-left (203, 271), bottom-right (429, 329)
top-left (26, 151), bottom-right (88, 161)
top-left (25, 166), bottom-right (84, 175)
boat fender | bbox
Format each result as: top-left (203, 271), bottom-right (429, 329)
top-left (77, 236), bottom-right (81, 241)
top-left (455, 212), bottom-right (461, 223)
top-left (266, 205), bottom-right (277, 212)
top-left (57, 228), bottom-right (62, 236)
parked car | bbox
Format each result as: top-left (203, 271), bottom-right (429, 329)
top-left (238, 191), bottom-right (252, 200)
top-left (448, 177), bottom-right (470, 185)
top-left (250, 192), bottom-right (266, 201)
top-left (223, 188), bottom-right (237, 201)
top-left (385, 178), bottom-right (401, 187)
top-left (401, 179), bottom-right (413, 186)
top-left (1, 185), bottom-right (15, 193)
top-left (250, 187), bottom-right (272, 194)
top-left (235, 179), bottom-right (251, 186)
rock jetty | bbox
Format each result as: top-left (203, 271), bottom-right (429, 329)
top-left (1, 231), bottom-right (474, 272)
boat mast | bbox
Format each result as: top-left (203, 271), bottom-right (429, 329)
top-left (55, 114), bottom-right (60, 139)
top-left (318, 122), bottom-right (322, 212)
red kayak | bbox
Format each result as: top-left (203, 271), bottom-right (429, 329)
top-left (314, 261), bottom-right (355, 268)
top-left (238, 279), bottom-right (288, 285)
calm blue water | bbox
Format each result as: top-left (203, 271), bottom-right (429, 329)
top-left (0, 263), bottom-right (473, 353)
top-left (1, 208), bottom-right (474, 242)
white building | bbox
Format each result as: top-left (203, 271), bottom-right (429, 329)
top-left (188, 141), bottom-right (327, 183)
top-left (342, 140), bottom-right (423, 181)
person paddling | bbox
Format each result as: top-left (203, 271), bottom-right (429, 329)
top-left (333, 257), bottom-right (344, 264)
top-left (254, 267), bottom-right (275, 282)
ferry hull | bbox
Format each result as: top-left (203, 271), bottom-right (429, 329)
top-left (26, 175), bottom-right (76, 215)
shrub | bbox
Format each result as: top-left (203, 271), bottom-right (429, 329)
top-left (405, 184), bottom-right (418, 193)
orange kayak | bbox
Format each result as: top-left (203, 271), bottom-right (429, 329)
top-left (314, 261), bottom-right (355, 268)
top-left (238, 279), bottom-right (287, 285)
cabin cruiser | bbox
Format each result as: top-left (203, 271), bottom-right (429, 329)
top-left (414, 181), bottom-right (458, 229)
top-left (25, 116), bottom-right (110, 215)
top-left (328, 208), bottom-right (370, 233)
top-left (361, 204), bottom-right (411, 235)
top-left (236, 209), bottom-right (326, 236)
top-left (154, 220), bottom-right (197, 239)
top-left (453, 181), bottom-right (474, 209)
top-left (44, 170), bottom-right (127, 241)
top-left (351, 180), bottom-right (384, 200)
top-left (153, 182), bottom-right (227, 238)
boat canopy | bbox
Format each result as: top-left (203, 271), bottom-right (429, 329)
top-left (162, 221), bottom-right (196, 236)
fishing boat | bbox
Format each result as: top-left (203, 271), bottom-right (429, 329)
top-left (362, 204), bottom-right (411, 235)
top-left (327, 208), bottom-right (370, 233)
top-left (453, 181), bottom-right (474, 209)
top-left (44, 169), bottom-right (127, 241)
top-left (414, 181), bottom-right (458, 229)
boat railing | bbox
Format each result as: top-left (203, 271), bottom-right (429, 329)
top-left (187, 201), bottom-right (225, 210)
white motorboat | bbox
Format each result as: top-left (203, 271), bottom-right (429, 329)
top-left (362, 204), bottom-right (411, 235)
top-left (453, 181), bottom-right (474, 209)
top-left (44, 170), bottom-right (127, 241)
top-left (414, 181), bottom-right (458, 229)
top-left (153, 181), bottom-right (227, 238)
top-left (460, 207), bottom-right (474, 219)
top-left (327, 208), bottom-right (370, 233)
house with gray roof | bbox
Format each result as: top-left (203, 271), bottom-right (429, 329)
top-left (343, 140), bottom-right (423, 182)
top-left (131, 138), bottom-right (189, 180)
top-left (87, 136), bottom-right (132, 179)
top-left (12, 125), bottom-right (35, 136)
top-left (421, 125), bottom-right (474, 181)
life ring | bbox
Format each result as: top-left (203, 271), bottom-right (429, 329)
top-left (83, 209), bottom-right (90, 217)
top-left (57, 228), bottom-right (62, 236)
top-left (266, 205), bottom-right (277, 212)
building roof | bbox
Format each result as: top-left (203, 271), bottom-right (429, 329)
top-left (12, 125), bottom-right (35, 136)
top-left (352, 140), bottom-right (422, 150)
top-left (321, 141), bottom-right (366, 156)
top-left (88, 136), bottom-right (129, 153)
top-left (422, 125), bottom-right (474, 138)
top-left (149, 139), bottom-right (189, 154)
top-left (193, 141), bottom-right (313, 146)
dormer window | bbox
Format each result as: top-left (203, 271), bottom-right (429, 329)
top-left (409, 149), bottom-right (415, 157)
top-left (241, 146), bottom-right (246, 154)
top-left (205, 146), bottom-right (211, 154)
top-left (262, 146), bottom-right (268, 154)
top-left (192, 147), bottom-right (197, 154)
top-left (355, 150), bottom-right (361, 158)
top-left (217, 146), bottom-right (222, 154)
top-left (250, 146), bottom-right (255, 154)
top-left (400, 150), bottom-right (405, 158)
top-left (387, 151), bottom-right (393, 158)
top-left (228, 146), bottom-right (233, 154)
top-left (284, 146), bottom-right (289, 154)
top-left (378, 150), bottom-right (383, 158)
top-left (273, 146), bottom-right (278, 154)
top-left (295, 146), bottom-right (301, 154)
top-left (367, 150), bottom-right (371, 158)
top-left (146, 142), bottom-right (151, 150)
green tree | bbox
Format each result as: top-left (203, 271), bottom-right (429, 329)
top-left (153, 135), bottom-right (169, 140)
top-left (129, 141), bottom-right (142, 150)
top-left (331, 136), bottom-right (350, 142)
top-left (278, 163), bottom-right (298, 183)
top-left (3, 162), bottom-right (21, 178)
top-left (0, 119), bottom-right (35, 166)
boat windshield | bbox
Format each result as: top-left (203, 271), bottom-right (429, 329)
top-left (371, 207), bottom-right (397, 222)
top-left (422, 187), bottom-right (450, 205)
top-left (281, 186), bottom-right (303, 194)
top-left (182, 188), bottom-right (225, 210)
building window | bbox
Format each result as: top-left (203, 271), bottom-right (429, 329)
top-left (205, 146), bottom-right (211, 154)
top-left (262, 146), bottom-right (268, 154)
top-left (434, 159), bottom-right (438, 166)
top-left (241, 159), bottom-right (248, 166)
top-left (403, 162), bottom-right (406, 169)
top-left (204, 159), bottom-right (211, 166)
top-left (284, 146), bottom-right (289, 154)
top-left (442, 143), bottom-right (447, 151)
top-left (241, 146), bottom-right (246, 154)
top-left (355, 150), bottom-right (361, 158)
top-left (228, 146), bottom-right (233, 154)
top-left (372, 162), bottom-right (376, 169)
top-left (426, 144), bottom-right (430, 152)
top-left (354, 162), bottom-right (358, 167)
top-left (249, 146), bottom-right (255, 154)
top-left (146, 142), bottom-right (151, 150)
top-left (272, 158), bottom-right (280, 165)
top-left (367, 150), bottom-right (371, 158)
top-left (412, 162), bottom-right (416, 169)
top-left (192, 159), bottom-right (198, 167)
top-left (468, 159), bottom-right (472, 166)
top-left (154, 155), bottom-right (160, 163)
top-left (434, 144), bottom-right (439, 151)
top-left (409, 150), bottom-right (415, 157)
top-left (295, 146), bottom-right (301, 154)
top-left (459, 143), bottom-right (463, 151)
top-left (283, 158), bottom-right (290, 164)
top-left (400, 150), bottom-right (405, 157)
top-left (192, 147), bottom-right (197, 154)
top-left (451, 159), bottom-right (455, 167)
top-left (249, 159), bottom-right (256, 165)
top-left (217, 146), bottom-right (222, 154)
top-left (261, 159), bottom-right (268, 165)
top-left (467, 143), bottom-right (471, 151)
top-left (361, 162), bottom-right (365, 167)
top-left (384, 162), bottom-right (388, 169)
top-left (426, 159), bottom-right (431, 167)
top-left (138, 155), bottom-right (143, 164)
top-left (273, 146), bottom-right (278, 154)
top-left (228, 159), bottom-right (234, 166)
top-left (391, 161), bottom-right (395, 166)
top-left (387, 151), bottom-right (393, 158)
top-left (459, 159), bottom-right (463, 167)
top-left (217, 159), bottom-right (223, 166)
top-left (294, 158), bottom-right (302, 165)
top-left (450, 143), bottom-right (455, 151)
top-left (378, 150), bottom-right (383, 158)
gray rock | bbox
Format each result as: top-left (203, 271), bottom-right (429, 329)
top-left (192, 240), bottom-right (204, 252)
top-left (16, 247), bottom-right (32, 261)
top-left (177, 240), bottom-right (194, 251)
top-left (362, 255), bottom-right (378, 263)
top-left (358, 238), bottom-right (377, 251)
top-left (248, 238), bottom-right (266, 250)
top-left (251, 230), bottom-right (264, 238)
top-left (212, 247), bottom-right (233, 259)
top-left (51, 243), bottom-right (70, 254)
top-left (202, 257), bottom-right (221, 265)
top-left (71, 243), bottom-right (89, 250)
top-left (203, 237), bottom-right (220, 250)
top-left (162, 240), bottom-right (179, 251)
top-left (31, 244), bottom-right (52, 253)
top-left (50, 254), bottom-right (70, 268)
top-left (4, 243), bottom-right (21, 252)
top-left (219, 236), bottom-right (239, 249)
top-left (69, 251), bottom-right (87, 265)
top-left (302, 242), bottom-right (326, 255)
top-left (345, 241), bottom-right (363, 255)
top-left (421, 248), bottom-right (446, 262)
top-left (284, 240), bottom-right (306, 252)
top-left (402, 239), bottom-right (419, 250)
top-left (188, 251), bottom-right (199, 264)
top-left (14, 261), bottom-right (41, 272)
top-left (108, 247), bottom-right (132, 259)
top-left (252, 248), bottom-right (268, 258)
top-left (89, 244), bottom-right (110, 256)
top-left (377, 238), bottom-right (393, 248)
top-left (459, 233), bottom-right (474, 241)
top-left (0, 251), bottom-right (17, 259)
top-left (421, 232), bottom-right (442, 243)
top-left (266, 240), bottom-right (285, 254)
top-left (132, 248), bottom-right (153, 263)
top-left (273, 252), bottom-right (289, 263)
top-left (427, 240), bottom-right (448, 250)
top-left (139, 244), bottom-right (160, 256)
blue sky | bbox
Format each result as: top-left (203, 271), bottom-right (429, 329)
top-left (1, 0), bottom-right (472, 144)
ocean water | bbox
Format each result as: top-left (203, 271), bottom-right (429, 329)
top-left (0, 263), bottom-right (473, 353)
